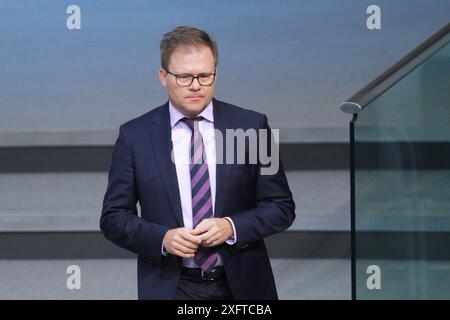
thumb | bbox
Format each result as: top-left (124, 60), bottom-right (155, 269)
top-left (191, 223), bottom-right (208, 236)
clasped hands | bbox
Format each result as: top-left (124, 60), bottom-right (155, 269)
top-left (163, 218), bottom-right (234, 258)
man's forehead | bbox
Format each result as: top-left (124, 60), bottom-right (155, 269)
top-left (171, 46), bottom-right (214, 59)
top-left (172, 44), bottom-right (211, 56)
top-left (169, 46), bottom-right (214, 72)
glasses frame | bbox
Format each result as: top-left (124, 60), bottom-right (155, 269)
top-left (164, 69), bottom-right (217, 87)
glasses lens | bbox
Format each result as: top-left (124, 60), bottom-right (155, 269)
top-left (174, 73), bottom-right (215, 86)
top-left (198, 74), bottom-right (215, 86)
top-left (177, 75), bottom-right (193, 86)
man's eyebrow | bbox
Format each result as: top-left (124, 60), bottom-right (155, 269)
top-left (178, 72), bottom-right (214, 76)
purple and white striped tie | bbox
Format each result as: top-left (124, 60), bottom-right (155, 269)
top-left (182, 117), bottom-right (219, 272)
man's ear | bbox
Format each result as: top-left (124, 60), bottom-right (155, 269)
top-left (159, 68), bottom-right (168, 87)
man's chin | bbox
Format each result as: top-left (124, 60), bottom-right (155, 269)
top-left (184, 101), bottom-right (209, 115)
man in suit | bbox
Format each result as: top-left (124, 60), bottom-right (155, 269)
top-left (100, 26), bottom-right (295, 300)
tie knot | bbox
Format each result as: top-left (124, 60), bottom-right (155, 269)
top-left (182, 116), bottom-right (203, 132)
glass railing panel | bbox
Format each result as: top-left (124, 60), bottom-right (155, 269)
top-left (354, 42), bottom-right (450, 299)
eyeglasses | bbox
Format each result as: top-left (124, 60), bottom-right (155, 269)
top-left (165, 69), bottom-right (216, 87)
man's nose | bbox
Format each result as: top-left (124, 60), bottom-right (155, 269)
top-left (189, 77), bottom-right (201, 90)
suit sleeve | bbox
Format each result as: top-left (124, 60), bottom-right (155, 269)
top-left (229, 115), bottom-right (296, 250)
top-left (100, 125), bottom-right (169, 265)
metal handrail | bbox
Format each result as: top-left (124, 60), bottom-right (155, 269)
top-left (340, 23), bottom-right (450, 114)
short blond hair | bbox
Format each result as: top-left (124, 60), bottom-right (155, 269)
top-left (160, 26), bottom-right (219, 70)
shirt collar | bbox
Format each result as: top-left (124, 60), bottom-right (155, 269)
top-left (169, 100), bottom-right (214, 128)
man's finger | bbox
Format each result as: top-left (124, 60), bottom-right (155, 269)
top-left (198, 229), bottom-right (215, 242)
top-left (173, 248), bottom-right (195, 258)
top-left (191, 221), bottom-right (211, 236)
top-left (203, 233), bottom-right (221, 246)
top-left (179, 230), bottom-right (202, 244)
top-left (175, 234), bottom-right (201, 249)
top-left (176, 237), bottom-right (199, 250)
top-left (173, 242), bottom-right (196, 255)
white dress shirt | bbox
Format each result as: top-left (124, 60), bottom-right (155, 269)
top-left (165, 100), bottom-right (236, 268)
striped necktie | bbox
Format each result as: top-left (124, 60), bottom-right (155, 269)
top-left (182, 117), bottom-right (219, 272)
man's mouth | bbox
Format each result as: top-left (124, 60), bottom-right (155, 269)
top-left (186, 96), bottom-right (203, 100)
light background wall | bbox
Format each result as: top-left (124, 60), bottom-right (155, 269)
top-left (1, 0), bottom-right (449, 141)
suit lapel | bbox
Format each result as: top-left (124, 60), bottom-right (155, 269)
top-left (147, 102), bottom-right (184, 227)
top-left (213, 99), bottom-right (233, 218)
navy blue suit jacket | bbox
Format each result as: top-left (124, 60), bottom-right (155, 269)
top-left (100, 98), bottom-right (295, 299)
